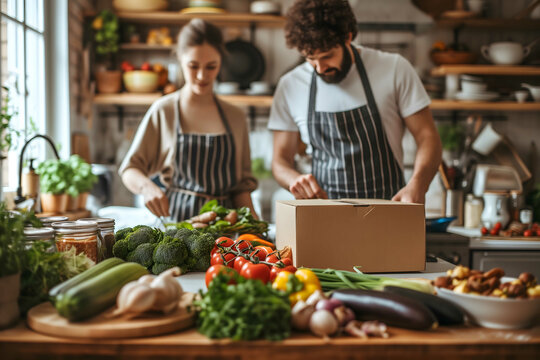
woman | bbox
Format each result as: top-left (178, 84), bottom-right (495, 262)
top-left (120, 19), bottom-right (258, 222)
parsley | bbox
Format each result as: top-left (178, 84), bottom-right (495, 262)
top-left (194, 273), bottom-right (291, 341)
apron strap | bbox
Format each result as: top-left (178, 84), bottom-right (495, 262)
top-left (350, 46), bottom-right (381, 121)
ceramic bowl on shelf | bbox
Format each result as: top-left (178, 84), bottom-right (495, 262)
top-left (123, 71), bottom-right (159, 93)
top-left (430, 51), bottom-right (477, 65)
top-left (113, 0), bottom-right (168, 12)
top-left (436, 280), bottom-right (540, 329)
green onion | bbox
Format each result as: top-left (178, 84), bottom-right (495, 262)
top-left (309, 267), bottom-right (434, 294)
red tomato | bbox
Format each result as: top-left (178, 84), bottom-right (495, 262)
top-left (524, 229), bottom-right (533, 237)
top-left (215, 236), bottom-right (234, 248)
top-left (233, 255), bottom-right (251, 272)
top-left (493, 222), bottom-right (502, 231)
top-left (537, 230), bottom-right (540, 237)
top-left (280, 258), bottom-right (293, 266)
top-left (210, 252), bottom-right (236, 267)
top-left (205, 265), bottom-right (237, 287)
top-left (141, 62), bottom-right (151, 71)
top-left (490, 228), bottom-right (499, 236)
top-left (481, 227), bottom-right (489, 235)
top-left (210, 245), bottom-right (218, 257)
top-left (233, 239), bottom-right (251, 253)
top-left (121, 61), bottom-right (134, 72)
top-left (240, 262), bottom-right (270, 284)
top-left (250, 246), bottom-right (269, 261)
top-left (269, 264), bottom-right (297, 282)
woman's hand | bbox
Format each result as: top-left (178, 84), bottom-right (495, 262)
top-left (141, 182), bottom-right (170, 217)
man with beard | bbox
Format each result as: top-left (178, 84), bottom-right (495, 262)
top-left (268, 0), bottom-right (441, 203)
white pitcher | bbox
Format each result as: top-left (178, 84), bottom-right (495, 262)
top-left (481, 192), bottom-right (510, 229)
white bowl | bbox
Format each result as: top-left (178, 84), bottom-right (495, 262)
top-left (436, 284), bottom-right (540, 329)
top-left (461, 81), bottom-right (487, 93)
top-left (113, 0), bottom-right (168, 12)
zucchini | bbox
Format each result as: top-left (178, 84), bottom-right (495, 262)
top-left (383, 285), bottom-right (465, 326)
top-left (55, 262), bottom-right (149, 321)
top-left (331, 289), bottom-right (438, 331)
top-left (49, 257), bottom-right (125, 303)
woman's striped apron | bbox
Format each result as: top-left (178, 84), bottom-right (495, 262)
top-left (166, 97), bottom-right (237, 221)
top-left (307, 46), bottom-right (404, 199)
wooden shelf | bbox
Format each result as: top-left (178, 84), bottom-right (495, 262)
top-left (116, 12), bottom-right (286, 27)
top-left (36, 210), bottom-right (91, 221)
top-left (435, 18), bottom-right (540, 30)
top-left (120, 43), bottom-right (175, 51)
top-left (431, 65), bottom-right (540, 76)
top-left (430, 99), bottom-right (540, 111)
top-left (93, 93), bottom-right (274, 108)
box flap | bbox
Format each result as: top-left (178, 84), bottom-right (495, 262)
top-left (340, 198), bottom-right (423, 206)
top-left (277, 199), bottom-right (349, 207)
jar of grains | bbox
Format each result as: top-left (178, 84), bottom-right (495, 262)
top-left (52, 221), bottom-right (99, 263)
top-left (24, 227), bottom-right (56, 251)
top-left (79, 218), bottom-right (115, 260)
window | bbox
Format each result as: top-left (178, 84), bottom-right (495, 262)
top-left (1, 0), bottom-right (45, 188)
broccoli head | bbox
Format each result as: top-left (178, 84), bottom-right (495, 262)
top-left (153, 228), bottom-right (164, 243)
top-left (126, 243), bottom-right (155, 268)
top-left (173, 227), bottom-right (193, 241)
top-left (165, 228), bottom-right (178, 238)
top-left (153, 237), bottom-right (188, 265)
top-left (188, 232), bottom-right (215, 259)
top-left (190, 253), bottom-right (211, 272)
top-left (112, 239), bottom-right (129, 259)
top-left (125, 227), bottom-right (155, 250)
top-left (115, 227), bottom-right (133, 242)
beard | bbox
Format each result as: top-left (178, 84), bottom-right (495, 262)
top-left (316, 44), bottom-right (353, 84)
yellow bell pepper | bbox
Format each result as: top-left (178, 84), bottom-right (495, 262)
top-left (272, 268), bottom-right (321, 306)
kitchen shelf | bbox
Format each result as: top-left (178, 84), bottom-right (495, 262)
top-left (431, 65), bottom-right (540, 76)
top-left (430, 99), bottom-right (540, 111)
top-left (116, 11), bottom-right (286, 27)
top-left (435, 18), bottom-right (540, 30)
top-left (93, 93), bottom-right (274, 108)
top-left (120, 43), bottom-right (175, 51)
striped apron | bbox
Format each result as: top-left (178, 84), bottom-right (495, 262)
top-left (307, 46), bottom-right (404, 199)
top-left (166, 97), bottom-right (237, 221)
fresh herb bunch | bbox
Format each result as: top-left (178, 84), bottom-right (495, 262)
top-left (194, 272), bottom-right (291, 341)
top-left (0, 86), bottom-right (20, 157)
top-left (0, 203), bottom-right (40, 277)
top-left (19, 241), bottom-right (94, 314)
top-left (66, 155), bottom-right (97, 195)
top-left (173, 200), bottom-right (269, 238)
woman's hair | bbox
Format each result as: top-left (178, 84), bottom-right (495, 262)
top-left (176, 18), bottom-right (225, 57)
top-left (285, 0), bottom-right (357, 55)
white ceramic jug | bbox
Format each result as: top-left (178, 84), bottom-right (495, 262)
top-left (481, 192), bottom-right (510, 229)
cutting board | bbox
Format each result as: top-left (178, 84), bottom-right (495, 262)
top-left (27, 292), bottom-right (196, 339)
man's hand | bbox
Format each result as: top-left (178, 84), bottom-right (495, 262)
top-left (289, 174), bottom-right (328, 199)
top-left (392, 182), bottom-right (425, 204)
top-left (141, 182), bottom-right (170, 217)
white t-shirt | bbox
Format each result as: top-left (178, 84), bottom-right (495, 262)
top-left (268, 45), bottom-right (430, 169)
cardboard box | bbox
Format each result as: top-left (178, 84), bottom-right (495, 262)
top-left (275, 199), bottom-right (425, 273)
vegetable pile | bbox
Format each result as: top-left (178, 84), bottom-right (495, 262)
top-left (171, 200), bottom-right (269, 239)
top-left (112, 225), bottom-right (215, 275)
top-left (195, 271), bottom-right (291, 341)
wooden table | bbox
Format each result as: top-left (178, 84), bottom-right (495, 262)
top-left (1, 321), bottom-right (539, 360)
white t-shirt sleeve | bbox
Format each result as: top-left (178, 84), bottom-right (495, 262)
top-left (268, 77), bottom-right (299, 132)
top-left (394, 55), bottom-right (431, 119)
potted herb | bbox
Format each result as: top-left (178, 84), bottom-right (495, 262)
top-left (438, 123), bottom-right (464, 163)
top-left (65, 155), bottom-right (97, 210)
top-left (92, 10), bottom-right (121, 93)
top-left (0, 204), bottom-right (38, 328)
top-left (35, 159), bottom-right (73, 213)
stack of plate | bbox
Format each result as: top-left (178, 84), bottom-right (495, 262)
top-left (455, 75), bottom-right (498, 101)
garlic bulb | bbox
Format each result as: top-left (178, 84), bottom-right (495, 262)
top-left (150, 267), bottom-right (183, 313)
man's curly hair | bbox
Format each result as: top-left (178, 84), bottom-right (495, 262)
top-left (285, 0), bottom-right (357, 55)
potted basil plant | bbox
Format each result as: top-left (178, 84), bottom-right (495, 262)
top-left (92, 10), bottom-right (121, 93)
top-left (65, 155), bottom-right (97, 210)
top-left (0, 203), bottom-right (39, 328)
top-left (36, 159), bottom-right (73, 213)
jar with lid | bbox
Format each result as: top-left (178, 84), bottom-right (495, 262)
top-left (52, 221), bottom-right (99, 263)
top-left (40, 216), bottom-right (68, 228)
top-left (79, 218), bottom-right (115, 259)
top-left (509, 190), bottom-right (524, 222)
top-left (23, 227), bottom-right (56, 252)
top-left (464, 194), bottom-right (483, 229)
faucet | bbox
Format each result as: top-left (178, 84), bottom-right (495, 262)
top-left (14, 134), bottom-right (60, 204)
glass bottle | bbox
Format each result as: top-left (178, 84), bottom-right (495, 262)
top-left (464, 194), bottom-right (483, 229)
top-left (509, 190), bottom-right (524, 223)
top-left (52, 221), bottom-right (99, 263)
top-left (79, 217), bottom-right (116, 260)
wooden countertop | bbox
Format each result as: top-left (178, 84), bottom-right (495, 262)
top-left (1, 321), bottom-right (539, 359)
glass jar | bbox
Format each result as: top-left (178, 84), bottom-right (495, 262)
top-left (464, 194), bottom-right (483, 229)
top-left (23, 227), bottom-right (56, 251)
top-left (509, 190), bottom-right (524, 223)
top-left (52, 221), bottom-right (99, 263)
top-left (40, 216), bottom-right (69, 228)
top-left (79, 218), bottom-right (115, 260)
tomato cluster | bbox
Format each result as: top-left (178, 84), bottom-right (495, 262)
top-left (205, 236), bottom-right (297, 287)
top-left (481, 221), bottom-right (503, 236)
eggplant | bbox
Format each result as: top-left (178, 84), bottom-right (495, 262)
top-left (383, 286), bottom-right (465, 326)
top-left (331, 289), bottom-right (438, 331)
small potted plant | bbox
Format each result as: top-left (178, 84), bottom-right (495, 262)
top-left (65, 155), bottom-right (97, 210)
top-left (92, 10), bottom-right (121, 93)
top-left (36, 159), bottom-right (73, 213)
top-left (0, 204), bottom-right (39, 329)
